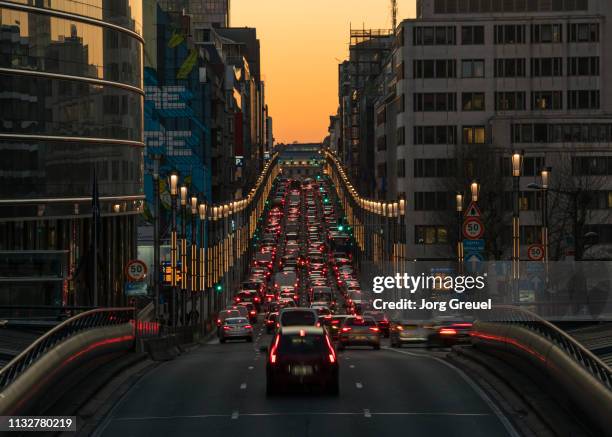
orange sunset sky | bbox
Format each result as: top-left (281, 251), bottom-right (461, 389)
top-left (232, 0), bottom-right (416, 144)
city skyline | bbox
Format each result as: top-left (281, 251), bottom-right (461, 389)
top-left (232, 0), bottom-right (416, 143)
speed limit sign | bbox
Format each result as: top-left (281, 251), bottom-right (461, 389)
top-left (527, 244), bottom-right (545, 261)
top-left (463, 217), bottom-right (485, 240)
top-left (126, 259), bottom-right (148, 282)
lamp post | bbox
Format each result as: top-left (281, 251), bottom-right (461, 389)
top-left (180, 185), bottom-right (188, 326)
top-left (152, 155), bottom-right (161, 321)
top-left (190, 195), bottom-right (198, 325)
top-left (169, 172), bottom-right (179, 328)
top-left (456, 192), bottom-right (464, 272)
top-left (511, 150), bottom-right (524, 301)
top-left (470, 180), bottom-right (480, 203)
top-left (541, 167), bottom-right (551, 267)
top-left (198, 201), bottom-right (207, 330)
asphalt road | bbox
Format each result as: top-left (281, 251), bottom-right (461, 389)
top-left (93, 323), bottom-right (518, 437)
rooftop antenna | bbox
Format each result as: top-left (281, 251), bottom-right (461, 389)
top-left (391, 0), bottom-right (398, 30)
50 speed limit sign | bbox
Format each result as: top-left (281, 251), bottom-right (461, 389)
top-left (463, 217), bottom-right (485, 240)
top-left (126, 259), bottom-right (148, 282)
top-left (527, 244), bottom-right (545, 261)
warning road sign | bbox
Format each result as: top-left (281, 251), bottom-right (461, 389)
top-left (464, 201), bottom-right (482, 218)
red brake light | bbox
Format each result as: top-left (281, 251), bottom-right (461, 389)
top-left (245, 325), bottom-right (253, 329)
top-left (223, 326), bottom-right (231, 330)
top-left (216, 319), bottom-right (222, 326)
top-left (369, 327), bottom-right (380, 332)
top-left (439, 328), bottom-right (457, 335)
top-left (452, 323), bottom-right (473, 328)
top-left (341, 327), bottom-right (351, 332)
top-left (331, 320), bottom-right (340, 325)
top-left (325, 335), bottom-right (336, 363)
top-left (250, 310), bottom-right (256, 315)
top-left (270, 334), bottom-right (280, 364)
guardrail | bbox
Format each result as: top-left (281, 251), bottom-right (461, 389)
top-left (472, 305), bottom-right (612, 434)
top-left (0, 308), bottom-right (134, 391)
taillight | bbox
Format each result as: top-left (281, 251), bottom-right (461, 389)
top-left (369, 327), bottom-right (380, 332)
top-left (452, 323), bottom-right (473, 328)
top-left (254, 297), bottom-right (260, 302)
top-left (270, 334), bottom-right (280, 364)
top-left (216, 319), bottom-right (222, 326)
top-left (250, 310), bottom-right (256, 315)
top-left (439, 328), bottom-right (457, 335)
top-left (325, 335), bottom-right (336, 363)
top-left (331, 320), bottom-right (340, 325)
top-left (245, 325), bottom-right (253, 329)
top-left (223, 326), bottom-right (231, 330)
top-left (341, 327), bottom-right (351, 332)
top-left (396, 325), bottom-right (404, 331)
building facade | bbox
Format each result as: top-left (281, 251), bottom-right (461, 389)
top-left (383, 0), bottom-right (612, 261)
top-left (0, 0), bottom-right (144, 306)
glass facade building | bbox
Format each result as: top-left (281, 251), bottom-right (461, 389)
top-left (0, 0), bottom-right (144, 307)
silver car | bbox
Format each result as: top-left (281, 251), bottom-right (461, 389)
top-left (219, 317), bottom-right (253, 343)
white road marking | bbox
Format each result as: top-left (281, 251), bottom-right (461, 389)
top-left (383, 347), bottom-right (520, 437)
top-left (349, 364), bottom-right (355, 369)
top-left (231, 410), bottom-right (239, 420)
top-left (363, 409), bottom-right (371, 418)
top-left (240, 383), bottom-right (247, 390)
top-left (248, 366), bottom-right (254, 370)
top-left (355, 382), bottom-right (363, 389)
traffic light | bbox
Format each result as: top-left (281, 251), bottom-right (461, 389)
top-left (215, 284), bottom-right (223, 293)
top-left (338, 225), bottom-right (344, 231)
top-left (324, 197), bottom-right (329, 203)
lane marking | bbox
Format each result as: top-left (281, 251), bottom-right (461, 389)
top-left (363, 409), bottom-right (371, 418)
top-left (112, 411), bottom-right (493, 422)
top-left (355, 382), bottom-right (363, 389)
top-left (383, 347), bottom-right (520, 437)
top-left (248, 366), bottom-right (254, 370)
top-left (349, 364), bottom-right (355, 369)
top-left (240, 383), bottom-right (247, 390)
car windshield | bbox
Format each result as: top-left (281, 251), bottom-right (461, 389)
top-left (220, 310), bottom-right (240, 320)
top-left (225, 318), bottom-right (248, 325)
top-left (281, 311), bottom-right (316, 326)
top-left (346, 317), bottom-right (376, 327)
top-left (278, 333), bottom-right (325, 354)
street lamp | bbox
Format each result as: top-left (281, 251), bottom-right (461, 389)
top-left (189, 195), bottom-right (198, 325)
top-left (456, 193), bottom-right (464, 272)
top-left (152, 155), bottom-right (161, 321)
top-left (470, 181), bottom-right (480, 203)
top-left (169, 171), bottom-right (179, 328)
top-left (511, 150), bottom-right (524, 289)
top-left (540, 167), bottom-right (551, 266)
top-left (198, 202), bottom-right (207, 328)
top-left (179, 185), bottom-right (188, 325)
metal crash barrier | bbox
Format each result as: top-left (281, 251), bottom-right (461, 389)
top-left (0, 308), bottom-right (159, 415)
top-left (471, 305), bottom-right (612, 434)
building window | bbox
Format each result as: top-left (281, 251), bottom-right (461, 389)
top-left (415, 192), bottom-right (452, 211)
top-left (415, 226), bottom-right (448, 245)
top-left (376, 107), bottom-right (386, 126)
top-left (531, 57), bottom-right (563, 77)
top-left (586, 191), bottom-right (612, 210)
top-left (461, 25), bottom-right (484, 45)
top-left (512, 124), bottom-right (612, 144)
top-left (377, 163), bottom-right (387, 178)
top-left (413, 93), bottom-right (456, 112)
top-left (494, 58), bottom-right (526, 77)
top-left (568, 90), bottom-right (600, 110)
top-left (397, 127), bottom-right (406, 145)
top-left (376, 135), bottom-right (387, 151)
top-left (531, 23), bottom-right (563, 43)
top-left (397, 159), bottom-right (406, 177)
top-left (434, 0), bottom-right (587, 13)
top-left (495, 92), bottom-right (526, 110)
top-left (462, 126), bottom-right (486, 144)
top-left (414, 126), bottom-right (457, 145)
top-left (413, 26), bottom-right (456, 45)
top-left (413, 59), bottom-right (456, 78)
top-left (531, 91), bottom-right (563, 110)
top-left (568, 23), bottom-right (599, 42)
top-left (461, 59), bottom-right (485, 78)
top-left (397, 61), bottom-right (405, 80)
top-left (462, 92), bottom-right (485, 111)
top-left (494, 24), bottom-right (525, 44)
top-left (568, 57), bottom-right (599, 76)
top-left (572, 157), bottom-right (612, 176)
top-left (399, 94), bottom-right (406, 113)
top-left (414, 159), bottom-right (456, 177)
top-left (502, 156), bottom-right (545, 177)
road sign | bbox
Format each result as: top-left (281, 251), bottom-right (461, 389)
top-left (235, 155), bottom-right (244, 167)
top-left (527, 244), bottom-right (545, 261)
top-left (463, 239), bottom-right (484, 252)
top-left (124, 281), bottom-right (148, 297)
top-left (464, 201), bottom-right (481, 218)
top-left (463, 217), bottom-right (484, 240)
top-left (465, 252), bottom-right (484, 274)
top-left (126, 259), bottom-right (148, 282)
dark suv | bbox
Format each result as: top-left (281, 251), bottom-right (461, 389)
top-left (265, 326), bottom-right (338, 395)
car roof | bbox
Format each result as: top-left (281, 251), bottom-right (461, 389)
top-left (280, 326), bottom-right (325, 335)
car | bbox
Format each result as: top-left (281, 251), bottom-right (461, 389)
top-left (226, 305), bottom-right (249, 319)
top-left (219, 317), bottom-right (253, 343)
top-left (265, 312), bottom-right (279, 334)
top-left (363, 311), bottom-right (391, 337)
top-left (426, 321), bottom-right (473, 348)
top-left (389, 321), bottom-right (431, 347)
top-left (216, 309), bottom-right (240, 328)
top-left (278, 307), bottom-right (319, 327)
top-left (264, 326), bottom-right (338, 395)
top-left (324, 315), bottom-right (350, 341)
top-left (337, 316), bottom-right (381, 350)
top-left (238, 302), bottom-right (258, 323)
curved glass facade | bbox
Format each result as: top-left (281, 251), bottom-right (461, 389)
top-left (0, 8), bottom-right (143, 87)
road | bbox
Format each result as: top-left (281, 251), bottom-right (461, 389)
top-left (93, 325), bottom-right (517, 437)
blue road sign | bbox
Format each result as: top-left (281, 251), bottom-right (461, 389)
top-left (465, 252), bottom-right (484, 274)
top-left (463, 239), bottom-right (484, 252)
top-left (125, 281), bottom-right (148, 297)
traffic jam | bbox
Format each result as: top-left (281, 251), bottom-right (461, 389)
top-left (215, 175), bottom-right (473, 395)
